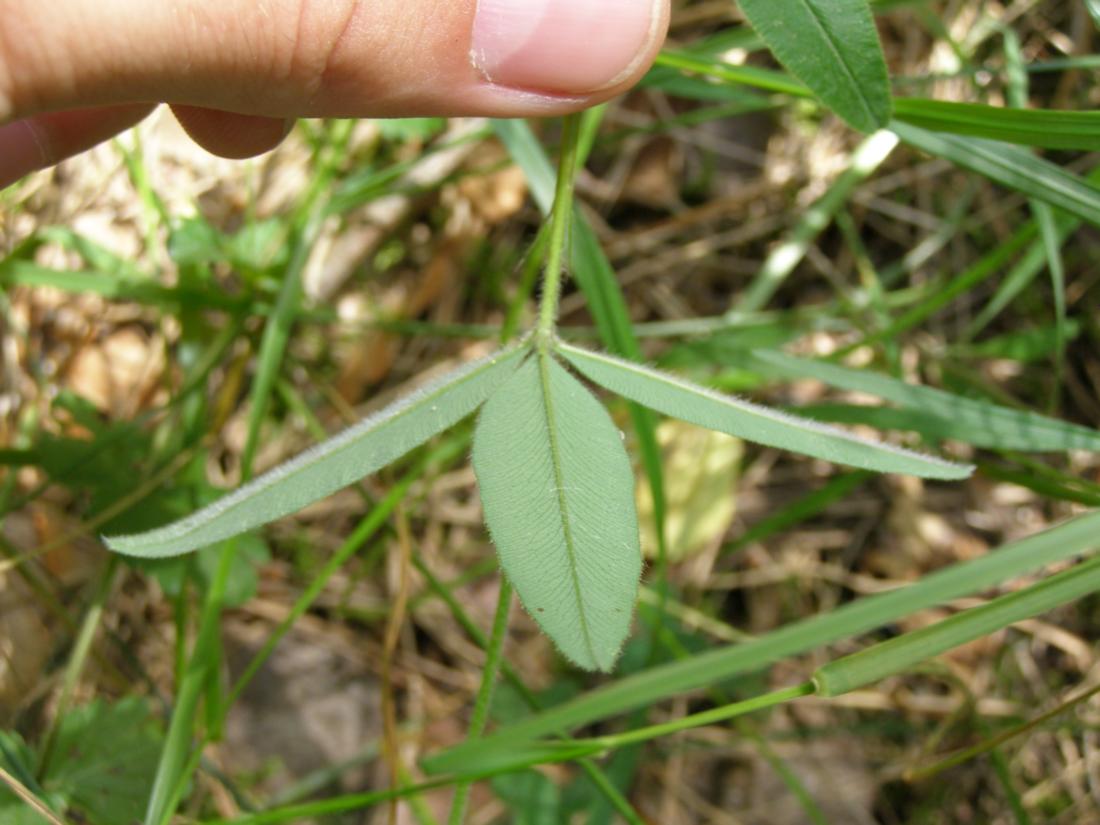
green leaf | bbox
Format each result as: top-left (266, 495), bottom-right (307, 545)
top-left (491, 771), bottom-right (561, 825)
top-left (893, 99), bottom-right (1100, 150)
top-left (748, 349), bottom-right (1100, 452)
top-left (473, 353), bottom-right (641, 672)
top-left (736, 0), bottom-right (891, 132)
top-left (46, 698), bottom-right (162, 825)
top-left (556, 342), bottom-right (971, 480)
top-left (954, 321), bottom-right (1082, 363)
top-left (106, 344), bottom-right (528, 558)
top-left (892, 121), bottom-right (1100, 227)
top-left (814, 553), bottom-right (1100, 696)
top-left (0, 700), bottom-right (162, 825)
top-left (494, 118), bottom-right (672, 599)
top-left (0, 731), bottom-right (58, 824)
top-left (1086, 0), bottom-right (1100, 29)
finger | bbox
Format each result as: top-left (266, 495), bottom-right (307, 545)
top-left (171, 105), bottom-right (292, 159)
top-left (0, 104), bottom-right (153, 189)
top-left (0, 0), bottom-right (668, 122)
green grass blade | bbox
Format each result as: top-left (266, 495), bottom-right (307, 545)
top-left (892, 121), bottom-right (1100, 226)
top-left (422, 508), bottom-right (1100, 771)
top-left (653, 49), bottom-right (811, 99)
top-left (736, 0), bottom-right (891, 131)
top-left (962, 211), bottom-right (1077, 339)
top-left (893, 99), bottom-right (1100, 150)
top-left (557, 341), bottom-right (971, 480)
top-left (848, 222), bottom-right (1037, 352)
top-left (1002, 29), bottom-right (1068, 396)
top-left (473, 353), bottom-right (641, 672)
top-left (1034, 197), bottom-right (1068, 403)
top-left (748, 349), bottom-right (1100, 452)
top-left (952, 322), bottom-right (1081, 363)
top-left (727, 471), bottom-right (872, 553)
top-left (145, 548), bottom-right (235, 825)
top-left (732, 129), bottom-right (898, 314)
top-left (430, 684), bottom-right (814, 776)
top-left (1088, 0), bottom-right (1100, 28)
top-left (813, 554), bottom-right (1100, 696)
top-left (105, 344), bottom-right (527, 558)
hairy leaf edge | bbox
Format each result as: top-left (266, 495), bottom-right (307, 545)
top-left (105, 342), bottom-right (529, 558)
top-left (556, 341), bottom-right (973, 481)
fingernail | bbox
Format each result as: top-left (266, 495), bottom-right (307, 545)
top-left (471, 0), bottom-right (662, 95)
top-left (0, 121), bottom-right (47, 190)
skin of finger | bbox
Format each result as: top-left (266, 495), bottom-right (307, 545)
top-left (0, 0), bottom-right (669, 122)
top-left (171, 105), bottom-right (293, 159)
top-left (0, 104), bottom-right (153, 186)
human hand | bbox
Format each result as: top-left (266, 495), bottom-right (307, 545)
top-left (0, 0), bottom-right (669, 189)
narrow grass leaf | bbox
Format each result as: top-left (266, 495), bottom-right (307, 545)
top-left (105, 344), bottom-right (528, 558)
top-left (473, 353), bottom-right (641, 672)
top-left (952, 322), bottom-right (1082, 363)
top-left (652, 50), bottom-right (811, 99)
top-left (736, 0), bottom-right (891, 132)
top-left (1089, 0), bottom-right (1100, 29)
top-left (727, 471), bottom-right (871, 553)
top-left (732, 129), bottom-right (898, 314)
top-left (749, 349), bottom-right (1100, 452)
top-left (963, 208), bottom-right (1078, 338)
top-left (423, 508), bottom-right (1100, 772)
top-left (557, 342), bottom-right (970, 480)
top-left (892, 121), bottom-right (1100, 227)
top-left (893, 99), bottom-right (1100, 150)
top-left (814, 554), bottom-right (1100, 696)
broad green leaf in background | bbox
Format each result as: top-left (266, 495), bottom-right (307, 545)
top-left (473, 354), bottom-right (642, 672)
top-left (736, 0), bottom-right (891, 132)
top-left (46, 699), bottom-right (162, 825)
top-left (490, 772), bottom-right (562, 825)
top-left (106, 343), bottom-right (528, 558)
top-left (557, 342), bottom-right (971, 480)
top-left (893, 99), bottom-right (1100, 150)
top-left (748, 349), bottom-right (1100, 452)
top-left (0, 699), bottom-right (162, 825)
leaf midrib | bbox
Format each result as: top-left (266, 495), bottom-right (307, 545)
top-left (536, 351), bottom-right (599, 668)
top-left (793, 0), bottom-right (879, 128)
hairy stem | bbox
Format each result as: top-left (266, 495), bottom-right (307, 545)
top-left (536, 114), bottom-right (583, 345)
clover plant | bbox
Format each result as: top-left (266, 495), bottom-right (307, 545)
top-left (105, 115), bottom-right (971, 672)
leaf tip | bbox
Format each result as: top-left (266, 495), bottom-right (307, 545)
top-left (100, 532), bottom-right (152, 558)
top-left (922, 457), bottom-right (976, 481)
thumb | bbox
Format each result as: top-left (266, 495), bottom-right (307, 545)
top-left (1, 0), bottom-right (667, 120)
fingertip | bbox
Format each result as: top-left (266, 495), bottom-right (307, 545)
top-left (468, 0), bottom-right (669, 100)
top-left (0, 120), bottom-right (47, 190)
top-left (0, 105), bottom-right (153, 190)
top-left (170, 106), bottom-right (293, 160)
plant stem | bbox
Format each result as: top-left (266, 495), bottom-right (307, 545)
top-left (37, 557), bottom-right (119, 779)
top-left (446, 579), bottom-right (513, 825)
top-left (535, 114), bottom-right (583, 345)
top-left (587, 682), bottom-right (814, 754)
top-left (145, 544), bottom-right (236, 825)
top-left (381, 506), bottom-right (413, 825)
